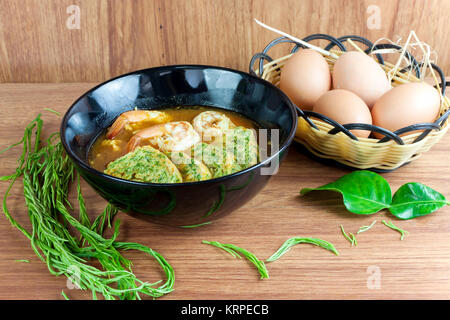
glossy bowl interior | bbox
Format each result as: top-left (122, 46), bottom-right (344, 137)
top-left (61, 65), bottom-right (297, 227)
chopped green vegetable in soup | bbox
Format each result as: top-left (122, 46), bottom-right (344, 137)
top-left (89, 107), bottom-right (261, 183)
top-left (222, 127), bottom-right (259, 171)
top-left (191, 142), bottom-right (236, 178)
top-left (167, 151), bottom-right (212, 182)
top-left (105, 146), bottom-right (182, 183)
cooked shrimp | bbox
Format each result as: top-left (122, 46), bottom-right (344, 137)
top-left (192, 111), bottom-right (235, 141)
top-left (106, 110), bottom-right (170, 139)
top-left (127, 121), bottom-right (200, 153)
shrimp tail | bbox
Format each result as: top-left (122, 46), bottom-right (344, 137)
top-left (106, 116), bottom-right (126, 140)
top-left (127, 135), bottom-right (142, 153)
top-left (126, 125), bottom-right (166, 153)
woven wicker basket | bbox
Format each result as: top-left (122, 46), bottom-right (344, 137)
top-left (250, 34), bottom-right (450, 172)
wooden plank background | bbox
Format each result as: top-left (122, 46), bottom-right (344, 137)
top-left (0, 0), bottom-right (449, 83)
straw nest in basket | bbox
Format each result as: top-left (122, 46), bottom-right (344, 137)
top-left (250, 21), bottom-right (449, 172)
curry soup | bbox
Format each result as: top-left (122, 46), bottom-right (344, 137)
top-left (88, 106), bottom-right (260, 183)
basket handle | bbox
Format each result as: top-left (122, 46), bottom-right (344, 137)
top-left (328, 123), bottom-right (404, 145)
top-left (248, 52), bottom-right (273, 77)
top-left (249, 34), bottom-right (346, 77)
top-left (294, 34), bottom-right (346, 53)
top-left (303, 110), bottom-right (358, 140)
top-left (250, 34), bottom-right (449, 145)
top-left (324, 35), bottom-right (384, 65)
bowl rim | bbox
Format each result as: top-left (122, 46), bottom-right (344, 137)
top-left (60, 64), bottom-right (298, 187)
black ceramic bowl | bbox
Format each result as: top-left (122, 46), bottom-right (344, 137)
top-left (61, 65), bottom-right (297, 227)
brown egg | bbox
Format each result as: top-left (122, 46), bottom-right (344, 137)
top-left (313, 89), bottom-right (372, 138)
top-left (280, 49), bottom-right (331, 110)
top-left (371, 82), bottom-right (441, 138)
top-left (333, 51), bottom-right (391, 109)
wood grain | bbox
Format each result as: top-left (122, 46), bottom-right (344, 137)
top-left (0, 0), bottom-right (448, 83)
top-left (0, 83), bottom-right (450, 299)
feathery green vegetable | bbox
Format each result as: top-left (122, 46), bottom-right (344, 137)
top-left (340, 225), bottom-right (357, 246)
top-left (0, 114), bottom-right (175, 300)
top-left (266, 237), bottom-right (339, 262)
top-left (202, 240), bottom-right (269, 279)
top-left (43, 108), bottom-right (62, 116)
top-left (61, 290), bottom-right (70, 300)
top-left (203, 184), bottom-right (226, 218)
top-left (351, 233), bottom-right (357, 246)
top-left (382, 220), bottom-right (408, 240)
top-left (357, 220), bottom-right (377, 234)
top-left (180, 221), bottom-right (212, 228)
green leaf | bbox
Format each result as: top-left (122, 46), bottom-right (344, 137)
top-left (300, 171), bottom-right (392, 214)
top-left (389, 183), bottom-right (447, 220)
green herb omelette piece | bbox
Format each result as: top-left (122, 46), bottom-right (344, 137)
top-left (166, 151), bottom-right (212, 182)
top-left (105, 146), bottom-right (182, 183)
top-left (191, 143), bottom-right (235, 178)
top-left (222, 127), bottom-right (259, 172)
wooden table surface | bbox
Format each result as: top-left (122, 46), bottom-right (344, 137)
top-left (0, 83), bottom-right (449, 300)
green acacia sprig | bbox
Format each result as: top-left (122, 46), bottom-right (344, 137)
top-left (357, 220), bottom-right (377, 234)
top-left (340, 225), bottom-right (357, 246)
top-left (300, 170), bottom-right (448, 220)
top-left (352, 234), bottom-right (358, 246)
top-left (61, 290), bottom-right (70, 300)
top-left (43, 108), bottom-right (61, 116)
top-left (266, 237), bottom-right (339, 262)
top-left (180, 221), bottom-right (212, 228)
top-left (382, 220), bottom-right (408, 240)
top-left (202, 240), bottom-right (269, 279)
top-left (0, 114), bottom-right (175, 300)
